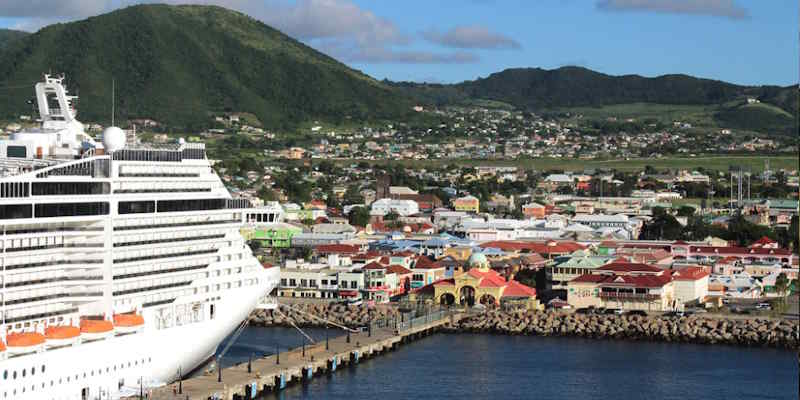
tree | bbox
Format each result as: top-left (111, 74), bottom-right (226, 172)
top-left (775, 273), bottom-right (789, 298)
top-left (348, 206), bottom-right (370, 227)
top-left (384, 211), bottom-right (399, 221)
top-left (676, 206), bottom-right (696, 217)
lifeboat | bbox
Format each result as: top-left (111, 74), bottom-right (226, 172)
top-left (80, 319), bottom-right (114, 340)
top-left (6, 332), bottom-right (45, 355)
top-left (44, 325), bottom-right (81, 347)
top-left (113, 313), bottom-right (145, 334)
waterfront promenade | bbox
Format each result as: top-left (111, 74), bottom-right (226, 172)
top-left (147, 310), bottom-right (462, 400)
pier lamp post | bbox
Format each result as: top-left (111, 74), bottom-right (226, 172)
top-left (248, 353), bottom-right (252, 373)
top-left (325, 323), bottom-right (330, 350)
top-left (276, 344), bottom-right (280, 365)
top-left (346, 329), bottom-right (351, 343)
top-left (217, 358), bottom-right (222, 383)
top-left (368, 309), bottom-right (372, 337)
top-left (302, 336), bottom-right (306, 357)
top-left (178, 366), bottom-right (183, 394)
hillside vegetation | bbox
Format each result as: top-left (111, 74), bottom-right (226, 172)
top-left (0, 5), bottom-right (794, 136)
top-left (0, 29), bottom-right (28, 51)
top-left (0, 5), bottom-right (414, 129)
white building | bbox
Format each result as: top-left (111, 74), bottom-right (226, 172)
top-left (671, 267), bottom-right (710, 306)
top-left (370, 198), bottom-right (419, 216)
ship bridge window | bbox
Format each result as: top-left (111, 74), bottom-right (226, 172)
top-left (32, 182), bottom-right (109, 196)
top-left (0, 204), bottom-right (32, 219)
top-left (118, 201), bottom-right (155, 215)
top-left (7, 145), bottom-right (27, 158)
top-left (34, 202), bottom-right (109, 218)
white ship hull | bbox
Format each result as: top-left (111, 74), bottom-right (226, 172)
top-left (1, 268), bottom-right (277, 400)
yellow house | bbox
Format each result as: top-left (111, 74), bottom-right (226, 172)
top-left (453, 195), bottom-right (480, 213)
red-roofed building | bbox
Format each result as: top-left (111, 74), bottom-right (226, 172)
top-left (314, 244), bottom-right (362, 255)
top-left (568, 262), bottom-right (676, 311)
top-left (363, 262), bottom-right (414, 303)
top-left (478, 240), bottom-right (585, 258)
top-left (749, 236), bottom-right (779, 249)
top-left (410, 256), bottom-right (446, 289)
top-left (409, 254), bottom-right (540, 309)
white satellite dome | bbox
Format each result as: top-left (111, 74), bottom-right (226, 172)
top-left (102, 126), bottom-right (126, 152)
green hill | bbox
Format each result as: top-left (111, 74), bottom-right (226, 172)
top-left (0, 5), bottom-right (413, 129)
top-left (452, 67), bottom-right (797, 114)
top-left (715, 100), bottom-right (796, 135)
top-left (0, 29), bottom-right (28, 51)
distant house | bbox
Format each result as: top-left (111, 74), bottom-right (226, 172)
top-left (452, 195), bottom-right (480, 213)
top-left (522, 202), bottom-right (545, 218)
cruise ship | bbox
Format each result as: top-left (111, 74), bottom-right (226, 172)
top-left (0, 75), bottom-right (280, 399)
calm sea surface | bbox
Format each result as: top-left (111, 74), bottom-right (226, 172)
top-left (215, 326), bottom-right (798, 400)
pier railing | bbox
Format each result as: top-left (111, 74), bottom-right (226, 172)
top-left (368, 309), bottom-right (453, 333)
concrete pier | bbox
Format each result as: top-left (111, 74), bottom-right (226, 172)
top-left (147, 310), bottom-right (461, 399)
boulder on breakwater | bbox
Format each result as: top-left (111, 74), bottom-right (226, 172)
top-left (445, 309), bottom-right (799, 349)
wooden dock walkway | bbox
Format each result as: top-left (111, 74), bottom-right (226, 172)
top-left (147, 310), bottom-right (462, 400)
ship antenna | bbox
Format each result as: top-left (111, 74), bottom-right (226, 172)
top-left (111, 78), bottom-right (115, 126)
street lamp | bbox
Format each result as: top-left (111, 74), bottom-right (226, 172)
top-left (325, 323), bottom-right (330, 350)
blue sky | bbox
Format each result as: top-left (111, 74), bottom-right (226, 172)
top-left (0, 0), bottom-right (796, 85)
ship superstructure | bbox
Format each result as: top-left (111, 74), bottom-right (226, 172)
top-left (0, 75), bottom-right (279, 399)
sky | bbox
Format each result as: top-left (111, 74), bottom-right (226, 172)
top-left (0, 0), bottom-right (796, 85)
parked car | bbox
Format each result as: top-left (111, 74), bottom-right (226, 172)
top-left (575, 308), bottom-right (593, 315)
top-left (722, 298), bottom-right (730, 305)
top-left (603, 308), bottom-right (624, 315)
top-left (626, 310), bottom-right (648, 317)
top-left (755, 302), bottom-right (772, 310)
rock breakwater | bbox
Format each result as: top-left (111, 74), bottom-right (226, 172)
top-left (448, 309), bottom-right (799, 349)
top-left (249, 304), bottom-right (799, 349)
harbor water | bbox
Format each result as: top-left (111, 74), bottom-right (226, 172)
top-left (215, 326), bottom-right (798, 400)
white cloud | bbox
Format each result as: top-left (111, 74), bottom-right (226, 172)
top-left (0, 0), bottom-right (479, 64)
top-left (596, 0), bottom-right (749, 19)
top-left (422, 25), bottom-right (521, 50)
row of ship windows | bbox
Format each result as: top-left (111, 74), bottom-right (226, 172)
top-left (2, 357), bottom-right (153, 398)
top-left (113, 233), bottom-right (225, 247)
top-left (0, 198), bottom-right (247, 219)
top-left (2, 232), bottom-right (224, 255)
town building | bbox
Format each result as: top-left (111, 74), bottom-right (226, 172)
top-left (567, 261), bottom-right (676, 312)
top-left (452, 195), bottom-right (480, 213)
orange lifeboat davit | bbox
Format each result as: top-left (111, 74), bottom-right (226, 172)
top-left (113, 313), bottom-right (145, 333)
top-left (80, 319), bottom-right (114, 340)
top-left (6, 332), bottom-right (45, 355)
top-left (45, 325), bottom-right (81, 347)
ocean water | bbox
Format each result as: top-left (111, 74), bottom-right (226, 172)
top-left (217, 326), bottom-right (798, 400)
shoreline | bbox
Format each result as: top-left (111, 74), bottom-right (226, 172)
top-left (249, 304), bottom-right (799, 350)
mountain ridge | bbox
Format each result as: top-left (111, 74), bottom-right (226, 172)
top-left (0, 4), bottom-right (413, 129)
top-left (0, 4), bottom-right (795, 134)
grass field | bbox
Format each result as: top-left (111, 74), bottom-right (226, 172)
top-left (332, 155), bottom-right (798, 173)
top-left (550, 103), bottom-right (720, 126)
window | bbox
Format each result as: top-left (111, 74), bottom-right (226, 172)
top-left (32, 182), bottom-right (109, 196)
top-left (34, 202), bottom-right (109, 218)
top-left (7, 145), bottom-right (26, 158)
top-left (289, 279), bottom-right (296, 286)
top-left (0, 204), bottom-right (32, 219)
top-left (118, 201), bottom-right (155, 214)
top-left (280, 279), bottom-right (287, 286)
